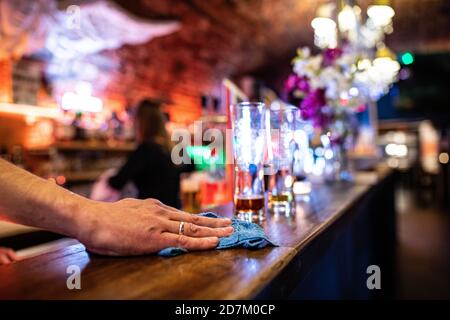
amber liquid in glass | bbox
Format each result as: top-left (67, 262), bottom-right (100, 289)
top-left (268, 167), bottom-right (293, 204)
top-left (269, 193), bottom-right (291, 203)
top-left (235, 195), bottom-right (265, 212)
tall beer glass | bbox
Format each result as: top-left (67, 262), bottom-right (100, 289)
top-left (230, 102), bottom-right (266, 222)
top-left (266, 105), bottom-right (297, 212)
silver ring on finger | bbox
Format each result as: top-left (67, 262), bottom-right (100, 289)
top-left (178, 221), bottom-right (185, 235)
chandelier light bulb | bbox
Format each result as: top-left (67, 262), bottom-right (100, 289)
top-left (311, 17), bottom-right (336, 31)
top-left (372, 57), bottom-right (400, 86)
top-left (373, 57), bottom-right (400, 72)
top-left (367, 5), bottom-right (395, 27)
top-left (311, 17), bottom-right (337, 48)
top-left (338, 5), bottom-right (359, 32)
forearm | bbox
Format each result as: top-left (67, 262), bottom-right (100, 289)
top-left (0, 159), bottom-right (90, 239)
top-left (0, 160), bottom-right (233, 256)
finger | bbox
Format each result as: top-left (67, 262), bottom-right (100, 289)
top-left (163, 220), bottom-right (233, 238)
top-left (158, 202), bottom-right (204, 220)
top-left (155, 201), bottom-right (232, 227)
top-left (167, 211), bottom-right (232, 228)
top-left (161, 233), bottom-right (219, 251)
top-left (0, 254), bottom-right (12, 265)
top-left (5, 249), bottom-right (18, 261)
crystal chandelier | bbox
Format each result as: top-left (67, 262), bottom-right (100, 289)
top-left (312, 0), bottom-right (395, 50)
top-left (311, 0), bottom-right (400, 101)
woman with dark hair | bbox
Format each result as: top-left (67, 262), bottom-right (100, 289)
top-left (107, 99), bottom-right (188, 208)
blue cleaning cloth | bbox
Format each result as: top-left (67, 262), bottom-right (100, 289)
top-left (158, 212), bottom-right (276, 257)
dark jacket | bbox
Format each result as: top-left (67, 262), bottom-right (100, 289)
top-left (108, 142), bottom-right (188, 208)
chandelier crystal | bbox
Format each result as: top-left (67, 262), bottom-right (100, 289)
top-left (367, 1), bottom-right (395, 28)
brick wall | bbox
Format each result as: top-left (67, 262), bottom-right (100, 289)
top-left (100, 0), bottom-right (317, 123)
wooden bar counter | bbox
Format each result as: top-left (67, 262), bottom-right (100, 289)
top-left (0, 168), bottom-right (397, 300)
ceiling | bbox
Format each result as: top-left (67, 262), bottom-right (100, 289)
top-left (112, 0), bottom-right (450, 74)
top-left (3, 0), bottom-right (449, 121)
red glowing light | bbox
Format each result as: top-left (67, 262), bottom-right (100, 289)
top-left (56, 175), bottom-right (66, 185)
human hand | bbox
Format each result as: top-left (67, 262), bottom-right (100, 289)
top-left (76, 198), bottom-right (233, 256)
top-left (0, 247), bottom-right (18, 265)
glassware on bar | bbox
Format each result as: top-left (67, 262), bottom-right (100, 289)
top-left (180, 173), bottom-right (201, 213)
top-left (230, 102), bottom-right (266, 222)
top-left (292, 112), bottom-right (312, 197)
top-left (266, 105), bottom-right (298, 213)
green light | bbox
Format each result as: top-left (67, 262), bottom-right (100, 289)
top-left (186, 146), bottom-right (225, 170)
top-left (401, 52), bottom-right (414, 65)
top-left (186, 146), bottom-right (209, 158)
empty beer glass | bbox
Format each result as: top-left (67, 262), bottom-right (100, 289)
top-left (230, 102), bottom-right (266, 222)
top-left (266, 105), bottom-right (297, 213)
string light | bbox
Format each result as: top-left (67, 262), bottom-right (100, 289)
top-left (401, 52), bottom-right (414, 65)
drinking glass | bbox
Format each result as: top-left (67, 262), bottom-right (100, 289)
top-left (266, 105), bottom-right (297, 212)
top-left (230, 102), bottom-right (266, 222)
top-left (292, 112), bottom-right (313, 197)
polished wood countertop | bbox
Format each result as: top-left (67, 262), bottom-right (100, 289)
top-left (0, 168), bottom-right (392, 299)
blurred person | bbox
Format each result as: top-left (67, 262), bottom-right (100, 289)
top-left (106, 99), bottom-right (193, 208)
top-left (0, 159), bottom-right (233, 260)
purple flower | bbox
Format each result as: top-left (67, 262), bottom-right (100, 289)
top-left (323, 48), bottom-right (343, 67)
top-left (297, 76), bottom-right (310, 92)
top-left (284, 74), bottom-right (299, 92)
top-left (284, 74), bottom-right (310, 94)
top-left (300, 89), bottom-right (326, 112)
top-left (299, 89), bottom-right (330, 128)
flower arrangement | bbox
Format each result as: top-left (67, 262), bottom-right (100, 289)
top-left (284, 44), bottom-right (399, 132)
top-left (284, 47), bottom-right (365, 131)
